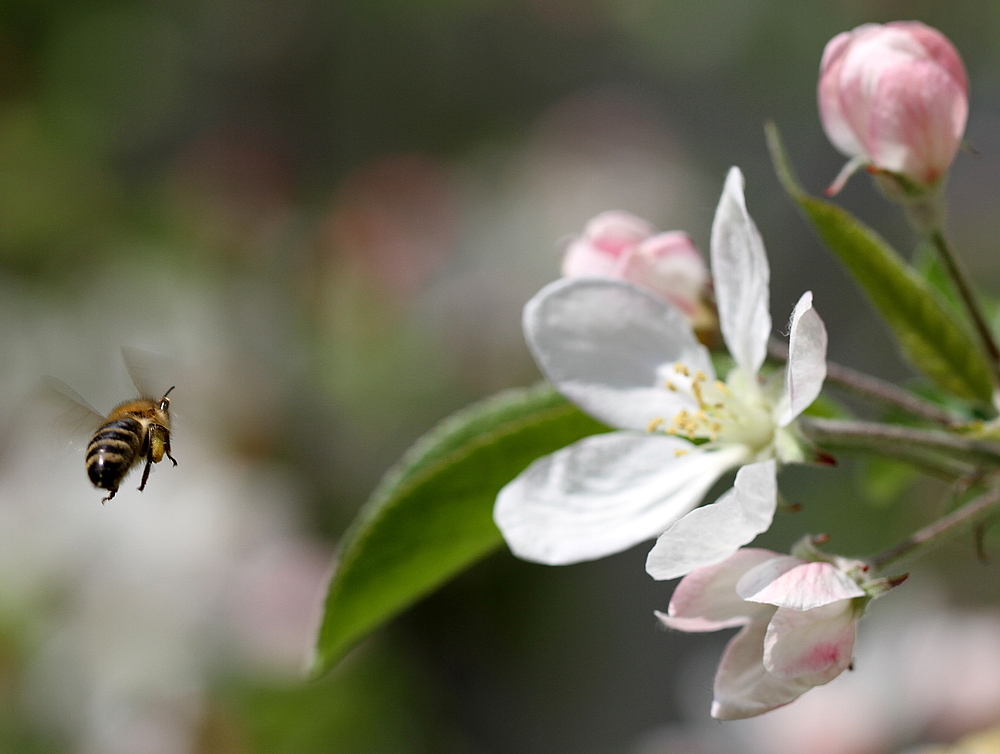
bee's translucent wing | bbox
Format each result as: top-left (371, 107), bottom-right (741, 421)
top-left (38, 376), bottom-right (105, 448)
top-left (121, 346), bottom-right (175, 399)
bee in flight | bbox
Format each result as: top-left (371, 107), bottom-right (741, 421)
top-left (86, 386), bottom-right (178, 503)
top-left (45, 348), bottom-right (179, 504)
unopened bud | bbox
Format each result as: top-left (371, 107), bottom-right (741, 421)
top-left (818, 22), bottom-right (968, 194)
top-left (562, 211), bottom-right (711, 319)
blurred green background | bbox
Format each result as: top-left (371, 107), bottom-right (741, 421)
top-left (4, 1), bottom-right (1000, 752)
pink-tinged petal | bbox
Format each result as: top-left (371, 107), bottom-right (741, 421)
top-left (658, 548), bottom-right (780, 631)
top-left (738, 560), bottom-right (866, 610)
top-left (866, 59), bottom-right (967, 184)
top-left (646, 460), bottom-right (777, 581)
top-left (775, 292), bottom-right (828, 427)
top-left (561, 240), bottom-right (620, 279)
top-left (763, 602), bottom-right (857, 684)
top-left (888, 21), bottom-right (968, 92)
top-left (619, 231), bottom-right (708, 315)
top-left (561, 211), bottom-right (654, 277)
top-left (711, 618), bottom-right (816, 720)
top-left (494, 434), bottom-right (747, 565)
top-left (711, 167), bottom-right (771, 379)
top-left (586, 211), bottom-right (656, 256)
top-left (818, 28), bottom-right (871, 159)
top-left (523, 277), bottom-right (713, 431)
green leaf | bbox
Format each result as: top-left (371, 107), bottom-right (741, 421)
top-left (766, 123), bottom-right (994, 404)
top-left (311, 383), bottom-right (609, 678)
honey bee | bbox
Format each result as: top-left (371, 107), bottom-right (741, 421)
top-left (44, 348), bottom-right (179, 503)
top-left (86, 386), bottom-right (178, 504)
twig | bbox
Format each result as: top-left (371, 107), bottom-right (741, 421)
top-left (870, 485), bottom-right (1000, 570)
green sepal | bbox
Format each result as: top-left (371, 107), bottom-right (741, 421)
top-left (766, 123), bottom-right (994, 405)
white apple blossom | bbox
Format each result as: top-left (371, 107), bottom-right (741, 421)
top-left (658, 547), bottom-right (870, 720)
top-left (494, 167), bottom-right (828, 569)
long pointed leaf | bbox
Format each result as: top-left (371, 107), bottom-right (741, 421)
top-left (766, 124), bottom-right (993, 404)
top-left (311, 383), bottom-right (608, 677)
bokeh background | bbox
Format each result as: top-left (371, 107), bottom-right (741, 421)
top-left (4, 1), bottom-right (1000, 752)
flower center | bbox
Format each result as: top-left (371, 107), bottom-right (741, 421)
top-left (652, 363), bottom-right (775, 452)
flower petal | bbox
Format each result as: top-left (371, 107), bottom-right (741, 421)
top-left (710, 167), bottom-right (771, 378)
top-left (657, 547), bottom-right (779, 632)
top-left (738, 559), bottom-right (866, 609)
top-left (561, 210), bottom-right (654, 277)
top-left (711, 618), bottom-right (816, 720)
top-left (494, 433), bottom-right (744, 565)
top-left (619, 231), bottom-right (708, 314)
top-left (646, 460), bottom-right (777, 581)
top-left (523, 277), bottom-right (713, 431)
top-left (763, 602), bottom-right (857, 684)
top-left (775, 291), bottom-right (828, 427)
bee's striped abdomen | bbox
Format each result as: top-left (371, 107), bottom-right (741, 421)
top-left (86, 417), bottom-right (144, 490)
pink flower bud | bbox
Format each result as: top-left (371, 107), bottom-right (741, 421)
top-left (818, 22), bottom-right (968, 192)
top-left (561, 211), bottom-right (709, 316)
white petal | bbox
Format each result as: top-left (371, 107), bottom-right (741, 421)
top-left (763, 602), bottom-right (857, 684)
top-left (646, 460), bottom-right (777, 581)
top-left (494, 433), bottom-right (744, 565)
top-left (523, 278), bottom-right (713, 431)
top-left (775, 291), bottom-right (828, 427)
top-left (711, 167), bottom-right (771, 378)
top-left (657, 547), bottom-right (779, 632)
top-left (738, 559), bottom-right (866, 609)
top-left (710, 618), bottom-right (816, 720)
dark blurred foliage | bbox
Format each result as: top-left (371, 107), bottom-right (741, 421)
top-left (5, 1), bottom-right (1000, 752)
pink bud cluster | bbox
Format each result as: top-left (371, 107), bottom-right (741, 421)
top-left (561, 211), bottom-right (709, 317)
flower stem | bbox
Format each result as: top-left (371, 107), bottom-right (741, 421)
top-left (768, 338), bottom-right (963, 426)
top-left (797, 416), bottom-right (1000, 478)
top-left (870, 484), bottom-right (1000, 570)
top-left (927, 229), bottom-right (1000, 401)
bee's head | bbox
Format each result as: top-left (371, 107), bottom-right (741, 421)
top-left (159, 386), bottom-right (176, 412)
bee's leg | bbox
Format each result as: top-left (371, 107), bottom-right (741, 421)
top-left (138, 454), bottom-right (154, 492)
top-left (101, 488), bottom-right (118, 505)
top-left (165, 434), bottom-right (177, 467)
